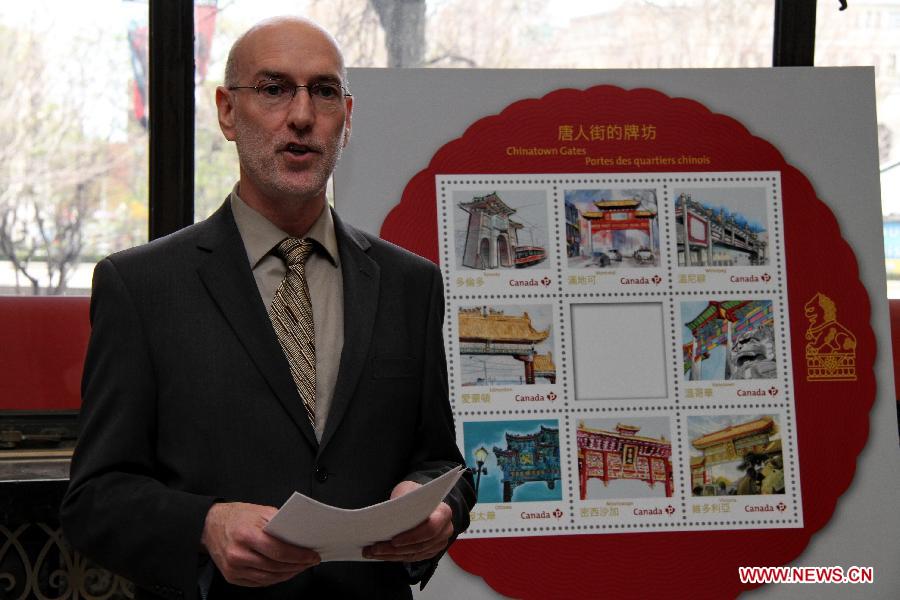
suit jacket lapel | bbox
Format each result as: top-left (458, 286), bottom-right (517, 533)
top-left (195, 203), bottom-right (319, 448)
top-left (319, 211), bottom-right (379, 452)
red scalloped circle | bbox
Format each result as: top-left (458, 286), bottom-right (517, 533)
top-left (381, 86), bottom-right (875, 600)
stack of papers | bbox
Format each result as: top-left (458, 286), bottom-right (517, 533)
top-left (263, 466), bottom-right (464, 561)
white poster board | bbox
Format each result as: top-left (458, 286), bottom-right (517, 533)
top-left (334, 67), bottom-right (900, 599)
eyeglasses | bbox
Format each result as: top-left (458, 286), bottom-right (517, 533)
top-left (227, 80), bottom-right (352, 112)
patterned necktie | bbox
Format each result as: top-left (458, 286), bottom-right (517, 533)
top-left (269, 238), bottom-right (317, 427)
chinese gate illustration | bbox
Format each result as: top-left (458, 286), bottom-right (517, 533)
top-left (459, 307), bottom-right (556, 385)
top-left (689, 415), bottom-right (784, 496)
top-left (675, 193), bottom-right (768, 266)
top-left (566, 195), bottom-right (658, 264)
top-left (460, 192), bottom-right (523, 269)
top-left (683, 300), bottom-right (775, 381)
top-left (577, 422), bottom-right (673, 498)
top-left (493, 425), bottom-right (561, 502)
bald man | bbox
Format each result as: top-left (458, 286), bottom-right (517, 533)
top-left (61, 17), bottom-right (474, 599)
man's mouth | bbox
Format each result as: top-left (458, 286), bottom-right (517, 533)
top-left (283, 142), bottom-right (317, 155)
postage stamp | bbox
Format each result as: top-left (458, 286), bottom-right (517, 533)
top-left (436, 171), bottom-right (801, 538)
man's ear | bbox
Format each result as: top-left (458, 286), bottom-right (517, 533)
top-left (216, 86), bottom-right (237, 141)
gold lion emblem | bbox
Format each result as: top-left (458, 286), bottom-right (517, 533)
top-left (804, 292), bottom-right (857, 381)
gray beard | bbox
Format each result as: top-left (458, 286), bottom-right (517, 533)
top-left (233, 124), bottom-right (344, 203)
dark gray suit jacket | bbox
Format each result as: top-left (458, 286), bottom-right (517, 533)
top-left (61, 202), bottom-right (474, 599)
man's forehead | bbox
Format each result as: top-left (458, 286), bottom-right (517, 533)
top-left (234, 19), bottom-right (345, 82)
top-left (250, 69), bottom-right (342, 83)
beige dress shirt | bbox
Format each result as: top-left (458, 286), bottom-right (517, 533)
top-left (230, 188), bottom-right (344, 440)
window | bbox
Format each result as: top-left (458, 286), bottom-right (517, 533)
top-left (194, 0), bottom-right (774, 220)
top-left (816, 0), bottom-right (900, 296)
top-left (0, 0), bottom-right (149, 295)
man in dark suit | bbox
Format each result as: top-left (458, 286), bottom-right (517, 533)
top-left (60, 16), bottom-right (474, 599)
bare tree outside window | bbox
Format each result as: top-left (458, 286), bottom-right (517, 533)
top-left (0, 3), bottom-right (148, 295)
top-left (370, 0), bottom-right (426, 67)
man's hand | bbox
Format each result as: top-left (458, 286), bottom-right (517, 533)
top-left (201, 502), bottom-right (320, 587)
top-left (362, 481), bottom-right (454, 562)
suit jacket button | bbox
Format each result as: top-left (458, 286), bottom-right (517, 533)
top-left (315, 465), bottom-right (328, 482)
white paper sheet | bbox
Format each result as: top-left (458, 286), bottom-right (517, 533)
top-left (263, 466), bottom-right (464, 562)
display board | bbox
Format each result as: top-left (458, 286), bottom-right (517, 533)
top-left (335, 68), bottom-right (900, 599)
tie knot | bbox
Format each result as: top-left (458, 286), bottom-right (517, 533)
top-left (277, 238), bottom-right (316, 267)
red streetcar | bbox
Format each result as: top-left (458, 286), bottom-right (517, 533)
top-left (513, 245), bottom-right (547, 268)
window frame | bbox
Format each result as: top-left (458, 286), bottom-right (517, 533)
top-left (149, 0), bottom-right (195, 239)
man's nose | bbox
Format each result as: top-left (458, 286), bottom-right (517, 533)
top-left (285, 88), bottom-right (316, 129)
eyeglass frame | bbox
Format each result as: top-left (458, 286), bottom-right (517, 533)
top-left (226, 79), bottom-right (353, 110)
